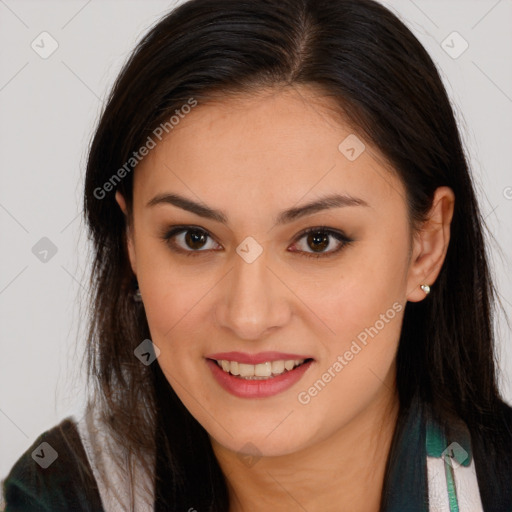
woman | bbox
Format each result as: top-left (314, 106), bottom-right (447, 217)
top-left (3, 0), bottom-right (511, 510)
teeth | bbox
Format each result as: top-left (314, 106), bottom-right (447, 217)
top-left (215, 359), bottom-right (306, 379)
top-left (284, 360), bottom-right (295, 371)
top-left (238, 363), bottom-right (255, 378)
top-left (271, 360), bottom-right (285, 374)
top-left (230, 361), bottom-right (240, 376)
top-left (255, 362), bottom-right (272, 377)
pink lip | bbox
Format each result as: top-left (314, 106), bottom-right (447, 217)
top-left (205, 351), bottom-right (313, 365)
top-left (205, 358), bottom-right (314, 399)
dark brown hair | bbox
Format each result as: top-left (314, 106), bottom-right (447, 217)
top-left (83, 0), bottom-right (511, 509)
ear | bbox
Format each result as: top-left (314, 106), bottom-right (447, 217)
top-left (406, 186), bottom-right (455, 302)
top-left (115, 190), bottom-right (137, 276)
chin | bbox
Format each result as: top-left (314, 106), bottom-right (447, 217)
top-left (208, 422), bottom-right (314, 459)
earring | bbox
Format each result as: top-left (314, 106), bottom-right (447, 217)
top-left (133, 283), bottom-right (143, 302)
top-left (420, 284), bottom-right (431, 295)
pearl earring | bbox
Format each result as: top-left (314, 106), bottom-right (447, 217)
top-left (420, 284), bottom-right (431, 295)
top-left (133, 283), bottom-right (143, 302)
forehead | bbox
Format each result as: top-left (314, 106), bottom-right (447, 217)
top-left (132, 86), bottom-right (405, 217)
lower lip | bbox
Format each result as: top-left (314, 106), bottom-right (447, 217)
top-left (206, 359), bottom-right (314, 399)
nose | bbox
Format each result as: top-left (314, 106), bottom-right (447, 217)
top-left (214, 249), bottom-right (291, 340)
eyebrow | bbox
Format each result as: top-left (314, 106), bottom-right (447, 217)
top-left (146, 192), bottom-right (369, 225)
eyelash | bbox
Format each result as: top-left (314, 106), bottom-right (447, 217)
top-left (161, 225), bottom-right (353, 259)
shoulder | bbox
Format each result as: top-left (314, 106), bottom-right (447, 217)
top-left (1, 416), bottom-right (104, 512)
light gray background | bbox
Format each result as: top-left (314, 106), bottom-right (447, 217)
top-left (1, 0), bottom-right (511, 486)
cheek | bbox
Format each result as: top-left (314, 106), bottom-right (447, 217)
top-left (134, 242), bottom-right (199, 350)
top-left (142, 279), bottom-right (209, 406)
top-left (298, 281), bottom-right (403, 401)
top-left (294, 236), bottom-right (409, 348)
top-left (141, 271), bottom-right (212, 356)
top-left (295, 283), bottom-right (404, 440)
top-left (135, 234), bottom-right (211, 327)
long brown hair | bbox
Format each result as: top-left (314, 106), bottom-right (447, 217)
top-left (83, 0), bottom-right (511, 509)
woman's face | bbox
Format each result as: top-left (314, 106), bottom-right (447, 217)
top-left (116, 86), bottom-right (435, 457)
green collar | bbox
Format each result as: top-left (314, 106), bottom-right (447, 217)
top-left (380, 396), bottom-right (475, 512)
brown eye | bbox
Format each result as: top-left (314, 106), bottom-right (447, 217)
top-left (306, 231), bottom-right (330, 252)
top-left (162, 226), bottom-right (221, 256)
top-left (290, 227), bottom-right (353, 259)
top-left (184, 229), bottom-right (209, 250)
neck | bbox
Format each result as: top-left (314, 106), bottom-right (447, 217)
top-left (211, 382), bottom-right (400, 512)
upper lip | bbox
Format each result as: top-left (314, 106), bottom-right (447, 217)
top-left (205, 351), bottom-right (313, 365)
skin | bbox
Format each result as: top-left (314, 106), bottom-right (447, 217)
top-left (115, 85), bottom-right (455, 511)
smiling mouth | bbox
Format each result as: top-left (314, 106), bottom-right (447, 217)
top-left (210, 358), bottom-right (313, 380)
